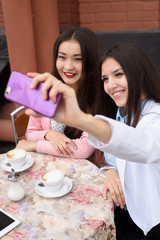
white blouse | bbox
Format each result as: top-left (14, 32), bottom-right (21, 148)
top-left (87, 100), bottom-right (160, 235)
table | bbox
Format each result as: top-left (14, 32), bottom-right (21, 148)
top-left (0, 152), bottom-right (116, 240)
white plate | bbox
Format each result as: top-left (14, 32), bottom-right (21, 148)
top-left (1, 154), bottom-right (34, 173)
top-left (35, 177), bottom-right (73, 198)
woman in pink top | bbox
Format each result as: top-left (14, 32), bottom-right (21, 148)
top-left (17, 27), bottom-right (108, 159)
top-left (24, 116), bottom-right (94, 158)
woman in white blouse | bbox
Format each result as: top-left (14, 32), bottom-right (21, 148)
top-left (26, 43), bottom-right (160, 239)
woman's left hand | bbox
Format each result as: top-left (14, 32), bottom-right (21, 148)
top-left (103, 168), bottom-right (125, 209)
top-left (45, 130), bottom-right (77, 156)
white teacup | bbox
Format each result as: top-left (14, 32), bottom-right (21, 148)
top-left (6, 149), bottom-right (27, 169)
top-left (41, 170), bottom-right (64, 192)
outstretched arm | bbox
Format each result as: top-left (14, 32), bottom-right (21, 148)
top-left (25, 72), bottom-right (112, 144)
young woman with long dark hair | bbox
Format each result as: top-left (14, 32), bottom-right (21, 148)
top-left (27, 42), bottom-right (160, 239)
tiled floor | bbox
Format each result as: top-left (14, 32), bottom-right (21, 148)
top-left (0, 141), bottom-right (15, 154)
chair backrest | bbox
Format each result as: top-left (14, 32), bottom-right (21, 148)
top-left (10, 106), bottom-right (29, 145)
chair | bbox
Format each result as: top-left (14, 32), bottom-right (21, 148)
top-left (10, 106), bottom-right (29, 145)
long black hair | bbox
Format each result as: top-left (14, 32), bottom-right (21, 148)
top-left (52, 26), bottom-right (102, 138)
top-left (100, 42), bottom-right (160, 127)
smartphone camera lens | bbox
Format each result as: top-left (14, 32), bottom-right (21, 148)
top-left (5, 86), bottom-right (11, 95)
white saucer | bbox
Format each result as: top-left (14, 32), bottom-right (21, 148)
top-left (1, 154), bottom-right (34, 173)
top-left (35, 177), bottom-right (73, 198)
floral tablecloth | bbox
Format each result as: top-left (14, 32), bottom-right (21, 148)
top-left (0, 152), bottom-right (116, 240)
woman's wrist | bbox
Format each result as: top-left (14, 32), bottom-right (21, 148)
top-left (104, 168), bottom-right (117, 177)
top-left (76, 112), bottom-right (91, 130)
top-left (77, 113), bottom-right (111, 143)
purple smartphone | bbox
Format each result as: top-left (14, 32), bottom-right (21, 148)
top-left (4, 71), bottom-right (61, 118)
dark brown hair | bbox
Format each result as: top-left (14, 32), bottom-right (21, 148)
top-left (52, 26), bottom-right (103, 138)
top-left (100, 42), bottom-right (160, 127)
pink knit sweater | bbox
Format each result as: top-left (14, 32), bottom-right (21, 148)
top-left (25, 116), bottom-right (95, 159)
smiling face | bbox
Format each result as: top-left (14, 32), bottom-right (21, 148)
top-left (56, 40), bottom-right (82, 92)
top-left (101, 57), bottom-right (128, 108)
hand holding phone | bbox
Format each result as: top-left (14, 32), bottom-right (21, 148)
top-left (4, 71), bottom-right (61, 118)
